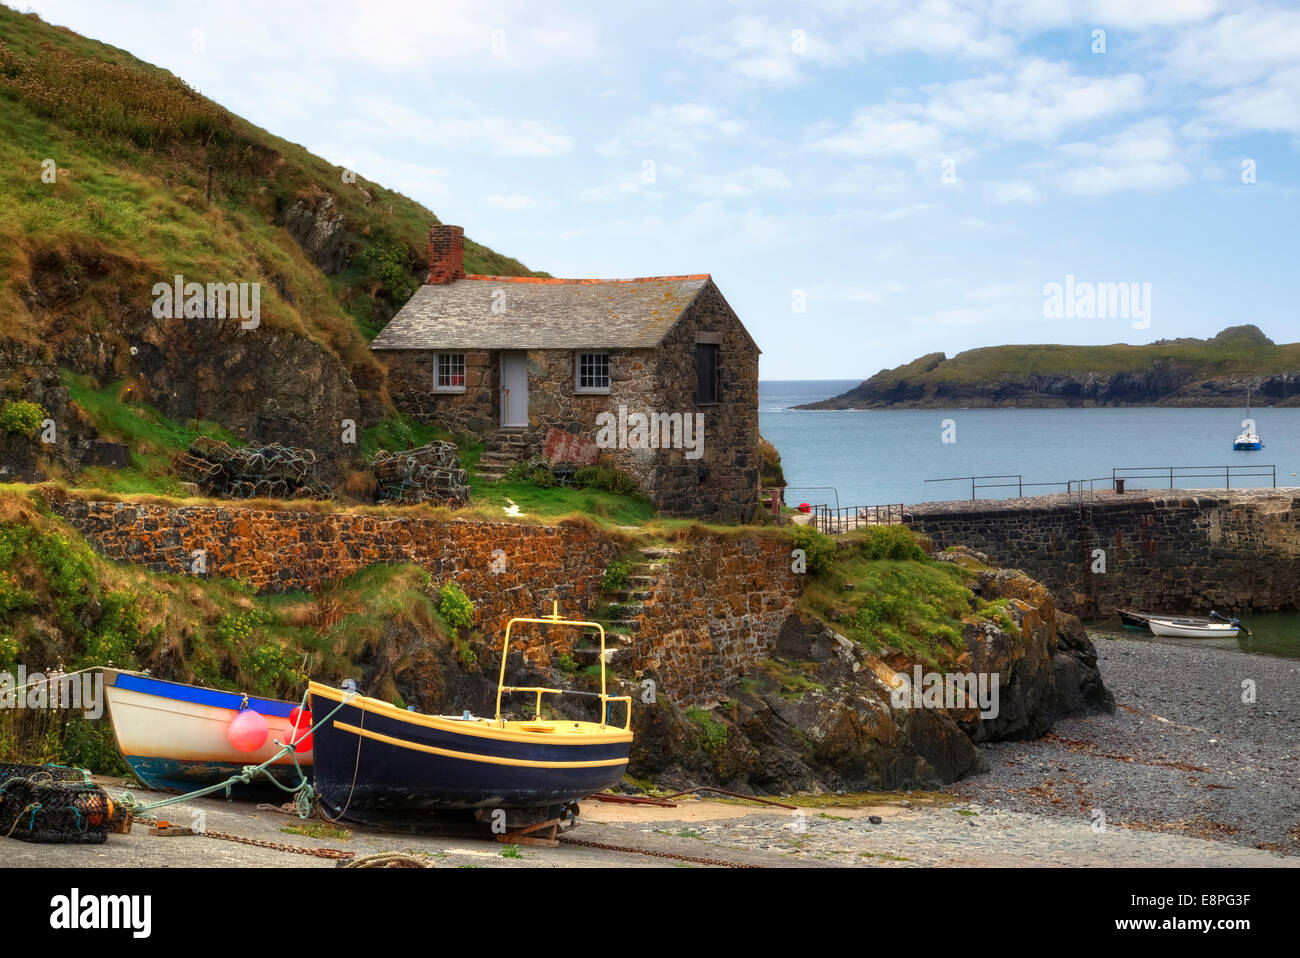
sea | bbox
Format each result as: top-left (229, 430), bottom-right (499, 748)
top-left (759, 379), bottom-right (1300, 658)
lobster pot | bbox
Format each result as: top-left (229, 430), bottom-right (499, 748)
top-left (172, 438), bottom-right (331, 500)
top-left (0, 763), bottom-right (121, 844)
top-left (371, 441), bottom-right (470, 507)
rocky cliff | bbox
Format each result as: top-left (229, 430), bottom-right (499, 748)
top-left (629, 551), bottom-right (1112, 793)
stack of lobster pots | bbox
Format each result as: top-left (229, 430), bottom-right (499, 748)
top-left (371, 441), bottom-right (470, 508)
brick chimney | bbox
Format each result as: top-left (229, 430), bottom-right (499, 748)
top-left (428, 224), bottom-right (465, 284)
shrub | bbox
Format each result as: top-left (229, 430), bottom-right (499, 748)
top-left (789, 525), bottom-right (836, 574)
top-left (0, 400), bottom-right (46, 439)
top-left (246, 643), bottom-right (304, 694)
top-left (602, 560), bottom-right (629, 592)
top-left (213, 609), bottom-right (274, 651)
top-left (574, 464), bottom-right (640, 496)
top-left (857, 526), bottom-right (927, 561)
top-left (438, 582), bottom-right (475, 629)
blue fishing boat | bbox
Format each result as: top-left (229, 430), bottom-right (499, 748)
top-left (308, 603), bottom-right (632, 829)
top-left (102, 668), bottom-right (312, 793)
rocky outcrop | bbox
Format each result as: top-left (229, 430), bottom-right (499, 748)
top-left (15, 242), bottom-right (361, 480)
top-left (283, 193), bottom-right (351, 274)
top-left (800, 325), bottom-right (1300, 409)
top-left (628, 557), bottom-right (1112, 794)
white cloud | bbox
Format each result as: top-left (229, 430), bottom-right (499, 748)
top-left (618, 102), bottom-right (746, 155)
top-left (1055, 118), bottom-right (1193, 194)
top-left (988, 180), bottom-right (1042, 204)
top-left (808, 59), bottom-right (1146, 163)
top-left (1166, 7), bottom-right (1300, 87)
top-left (1196, 65), bottom-right (1300, 137)
top-left (483, 194), bottom-right (543, 210)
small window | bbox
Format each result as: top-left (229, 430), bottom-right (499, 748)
top-left (696, 343), bottom-right (719, 404)
top-left (434, 352), bottom-right (466, 392)
top-left (575, 352), bottom-right (611, 393)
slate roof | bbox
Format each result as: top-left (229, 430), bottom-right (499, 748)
top-left (370, 274), bottom-right (712, 351)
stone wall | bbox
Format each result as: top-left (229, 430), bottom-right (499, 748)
top-left (51, 498), bottom-right (797, 698)
top-left (646, 281), bottom-right (760, 523)
top-left (51, 498), bottom-right (622, 660)
top-left (905, 490), bottom-right (1300, 617)
top-left (631, 537), bottom-right (800, 706)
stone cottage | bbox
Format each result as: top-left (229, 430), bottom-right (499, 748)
top-left (370, 225), bottom-right (761, 521)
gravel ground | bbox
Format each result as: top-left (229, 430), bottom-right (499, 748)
top-left (952, 634), bottom-right (1300, 854)
top-left (7, 634), bottom-right (1295, 868)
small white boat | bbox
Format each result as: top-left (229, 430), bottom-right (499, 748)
top-left (103, 668), bottom-right (312, 792)
top-left (1147, 616), bottom-right (1240, 639)
top-left (1233, 386), bottom-right (1264, 450)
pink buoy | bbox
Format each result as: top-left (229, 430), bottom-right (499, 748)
top-left (228, 708), bottom-right (268, 752)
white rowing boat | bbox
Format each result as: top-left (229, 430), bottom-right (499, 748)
top-left (1146, 617), bottom-right (1240, 639)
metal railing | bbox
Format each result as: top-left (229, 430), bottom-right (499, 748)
top-left (925, 474), bottom-right (1023, 499)
top-left (810, 503), bottom-right (904, 534)
top-left (925, 465), bottom-right (1278, 501)
top-left (780, 485), bottom-right (841, 511)
top-left (1113, 465), bottom-right (1276, 490)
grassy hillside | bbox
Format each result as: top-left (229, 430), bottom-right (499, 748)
top-left (0, 5), bottom-right (544, 385)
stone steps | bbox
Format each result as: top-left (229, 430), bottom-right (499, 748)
top-left (484, 429), bottom-right (530, 454)
top-left (476, 446), bottom-right (524, 482)
top-left (637, 547), bottom-right (681, 561)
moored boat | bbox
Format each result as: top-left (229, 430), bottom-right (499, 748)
top-left (102, 668), bottom-right (312, 793)
top-left (1146, 616), bottom-right (1241, 639)
top-left (1233, 386), bottom-right (1264, 450)
top-left (308, 603), bottom-right (632, 825)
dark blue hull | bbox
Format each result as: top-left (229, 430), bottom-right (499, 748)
top-left (309, 686), bottom-right (631, 823)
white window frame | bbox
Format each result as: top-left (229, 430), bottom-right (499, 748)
top-left (433, 352), bottom-right (467, 393)
top-left (574, 352), bottom-right (611, 394)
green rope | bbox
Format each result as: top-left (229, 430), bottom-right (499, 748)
top-left (117, 687), bottom-right (354, 820)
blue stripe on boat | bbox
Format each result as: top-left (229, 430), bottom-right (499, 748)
top-left (113, 672), bottom-right (295, 718)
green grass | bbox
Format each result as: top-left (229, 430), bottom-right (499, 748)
top-left (62, 372), bottom-right (239, 494)
top-left (282, 823), bottom-right (352, 841)
top-left (685, 707), bottom-right (729, 752)
top-left (468, 477), bottom-right (656, 526)
top-left (796, 525), bottom-right (1007, 666)
top-left (359, 413), bottom-right (458, 459)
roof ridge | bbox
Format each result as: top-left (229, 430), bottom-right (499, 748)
top-left (461, 273), bottom-right (710, 285)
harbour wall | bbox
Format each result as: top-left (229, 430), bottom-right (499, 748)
top-left (49, 497), bottom-right (799, 705)
top-left (904, 489), bottom-right (1300, 618)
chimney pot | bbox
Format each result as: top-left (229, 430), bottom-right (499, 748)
top-left (428, 224), bottom-right (465, 284)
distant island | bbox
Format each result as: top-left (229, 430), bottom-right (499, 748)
top-left (798, 325), bottom-right (1300, 409)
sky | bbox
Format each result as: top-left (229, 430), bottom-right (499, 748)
top-left (20, 0), bottom-right (1300, 379)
